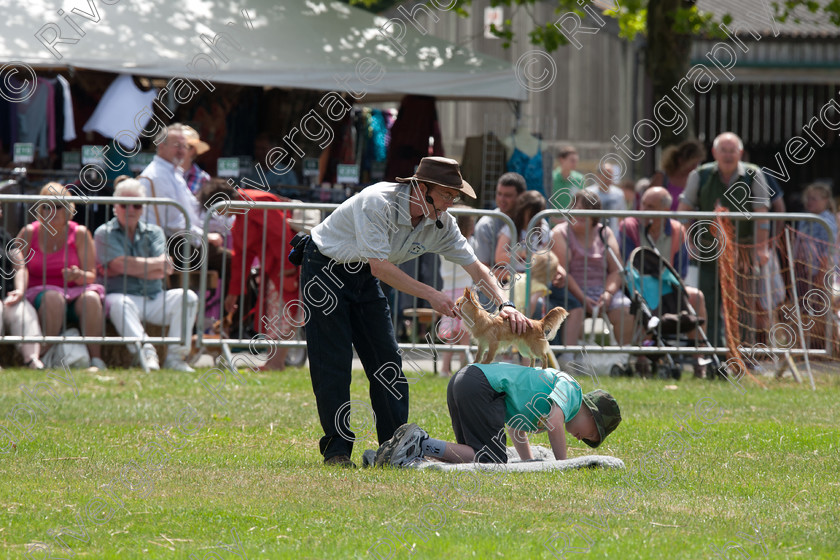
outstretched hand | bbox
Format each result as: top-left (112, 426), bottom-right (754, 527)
top-left (429, 290), bottom-right (456, 318)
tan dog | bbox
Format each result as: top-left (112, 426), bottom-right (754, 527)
top-left (455, 287), bottom-right (568, 367)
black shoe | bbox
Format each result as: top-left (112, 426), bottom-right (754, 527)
top-left (324, 455), bottom-right (357, 468)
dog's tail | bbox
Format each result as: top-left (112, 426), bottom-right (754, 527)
top-left (540, 307), bottom-right (569, 341)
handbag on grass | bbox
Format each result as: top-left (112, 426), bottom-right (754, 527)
top-left (42, 328), bottom-right (90, 369)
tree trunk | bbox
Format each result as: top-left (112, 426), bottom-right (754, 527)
top-left (646, 0), bottom-right (695, 146)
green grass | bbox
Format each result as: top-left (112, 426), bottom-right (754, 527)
top-left (0, 363), bottom-right (838, 559)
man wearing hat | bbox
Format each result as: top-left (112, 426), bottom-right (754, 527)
top-left (182, 125), bottom-right (212, 195)
top-left (139, 123), bottom-right (230, 277)
top-left (300, 156), bottom-right (532, 468)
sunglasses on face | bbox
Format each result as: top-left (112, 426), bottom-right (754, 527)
top-left (117, 203), bottom-right (144, 210)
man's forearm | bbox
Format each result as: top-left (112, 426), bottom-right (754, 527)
top-left (109, 255), bottom-right (166, 277)
top-left (465, 261), bottom-right (506, 308)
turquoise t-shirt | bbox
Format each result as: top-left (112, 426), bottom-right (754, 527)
top-left (476, 363), bottom-right (582, 432)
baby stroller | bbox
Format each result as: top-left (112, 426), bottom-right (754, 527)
top-left (621, 229), bottom-right (721, 379)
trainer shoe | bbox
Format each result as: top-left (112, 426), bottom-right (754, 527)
top-left (162, 357), bottom-right (195, 373)
top-left (130, 345), bottom-right (160, 371)
top-left (142, 345), bottom-right (160, 371)
top-left (374, 423), bottom-right (429, 467)
top-left (324, 455), bottom-right (357, 468)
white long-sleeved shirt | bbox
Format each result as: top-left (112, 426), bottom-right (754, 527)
top-left (139, 155), bottom-right (203, 244)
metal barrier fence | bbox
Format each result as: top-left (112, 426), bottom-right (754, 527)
top-left (524, 209), bottom-right (838, 364)
top-left (194, 203), bottom-right (516, 368)
top-left (0, 195), bottom-right (194, 351)
top-left (2, 189), bottom-right (833, 375)
top-left (195, 200), bottom-right (338, 363)
top-left (195, 201), bottom-right (837, 375)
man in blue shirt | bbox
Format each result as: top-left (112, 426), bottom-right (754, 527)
top-left (95, 178), bottom-right (198, 372)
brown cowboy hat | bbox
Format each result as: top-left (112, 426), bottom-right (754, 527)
top-left (182, 125), bottom-right (210, 156)
top-left (396, 156), bottom-right (476, 199)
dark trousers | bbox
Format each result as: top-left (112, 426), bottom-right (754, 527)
top-left (447, 365), bottom-right (507, 463)
top-left (301, 241), bottom-right (408, 460)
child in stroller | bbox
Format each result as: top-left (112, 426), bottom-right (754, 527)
top-left (623, 245), bottom-right (720, 379)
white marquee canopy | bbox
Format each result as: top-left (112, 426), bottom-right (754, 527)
top-left (2, 0), bottom-right (527, 101)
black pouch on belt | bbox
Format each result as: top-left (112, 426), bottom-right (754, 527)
top-left (288, 232), bottom-right (310, 266)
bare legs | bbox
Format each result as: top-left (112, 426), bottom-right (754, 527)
top-left (39, 290), bottom-right (104, 359)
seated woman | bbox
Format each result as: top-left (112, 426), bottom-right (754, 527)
top-left (17, 183), bottom-right (106, 370)
top-left (95, 178), bottom-right (198, 372)
top-left (550, 192), bottom-right (634, 355)
top-left (0, 204), bottom-right (44, 369)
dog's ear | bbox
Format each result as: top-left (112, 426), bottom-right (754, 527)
top-left (463, 287), bottom-right (471, 298)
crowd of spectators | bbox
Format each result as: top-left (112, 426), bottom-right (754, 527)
top-left (1, 123), bottom-right (301, 372)
top-left (464, 130), bottom-right (838, 375)
top-left (1, 123), bottom-right (836, 373)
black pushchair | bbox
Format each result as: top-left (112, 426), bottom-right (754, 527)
top-left (620, 241), bottom-right (721, 380)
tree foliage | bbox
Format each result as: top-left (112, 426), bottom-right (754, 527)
top-left (347, 0), bottom-right (840, 51)
top-left (346, 0), bottom-right (840, 145)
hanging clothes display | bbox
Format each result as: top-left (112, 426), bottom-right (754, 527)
top-left (222, 89), bottom-right (260, 156)
top-left (0, 80), bottom-right (19, 153)
top-left (321, 112), bottom-right (354, 185)
top-left (15, 78), bottom-right (55, 158)
top-left (1, 73), bottom-right (78, 157)
top-left (322, 108), bottom-right (394, 185)
top-left (83, 74), bottom-right (158, 149)
top-left (385, 95), bottom-right (444, 181)
top-left (55, 75), bottom-right (77, 142)
top-left (507, 136), bottom-right (544, 196)
top-left (360, 108), bottom-right (389, 182)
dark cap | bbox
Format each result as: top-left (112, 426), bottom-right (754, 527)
top-left (581, 390), bottom-right (621, 448)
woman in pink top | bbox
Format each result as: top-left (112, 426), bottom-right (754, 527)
top-left (550, 192), bottom-right (634, 349)
top-left (16, 183), bottom-right (106, 369)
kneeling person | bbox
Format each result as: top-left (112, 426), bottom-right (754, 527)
top-left (375, 363), bottom-right (621, 466)
top-left (94, 178), bottom-right (198, 371)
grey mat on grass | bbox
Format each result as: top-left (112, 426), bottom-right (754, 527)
top-left (362, 446), bottom-right (624, 471)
